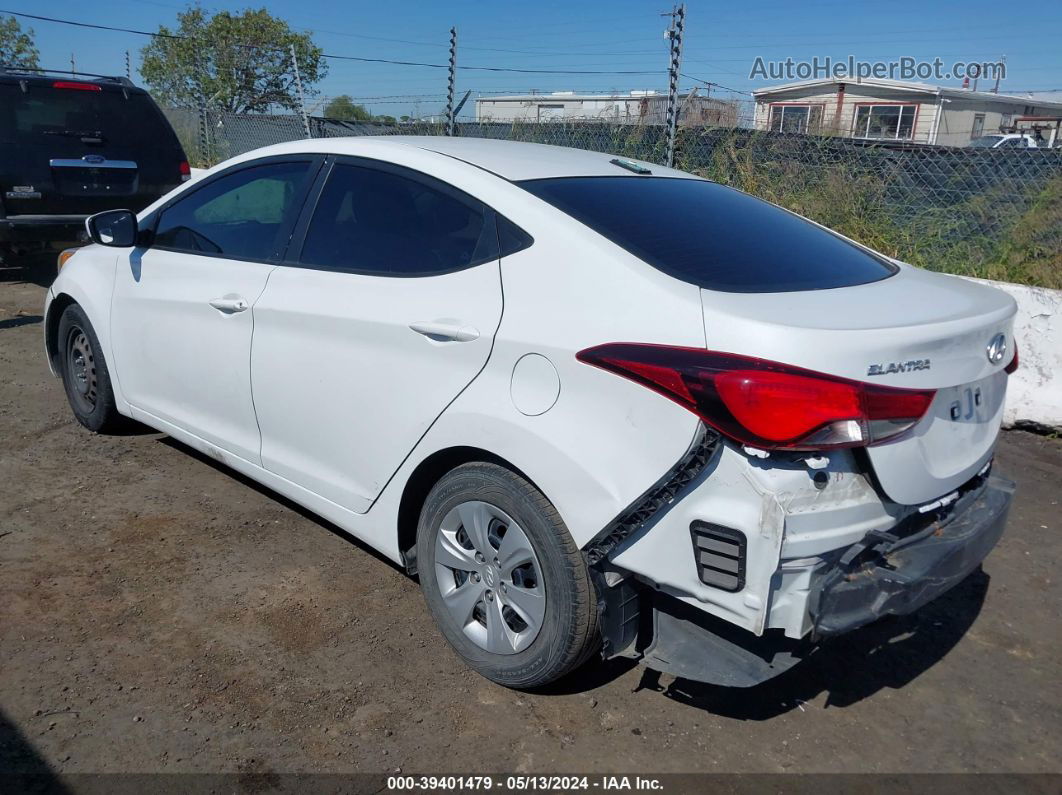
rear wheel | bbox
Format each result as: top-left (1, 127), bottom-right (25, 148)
top-left (416, 462), bottom-right (600, 688)
top-left (57, 304), bottom-right (124, 433)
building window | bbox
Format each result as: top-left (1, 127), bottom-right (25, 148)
top-left (971, 113), bottom-right (985, 140)
top-left (853, 104), bottom-right (917, 140)
top-left (768, 104), bottom-right (823, 134)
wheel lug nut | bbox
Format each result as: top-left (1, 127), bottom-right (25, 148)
top-left (472, 573), bottom-right (480, 582)
top-left (475, 553), bottom-right (485, 563)
top-left (485, 590), bottom-right (494, 601)
top-left (500, 583), bottom-right (507, 592)
top-left (493, 558), bottom-right (500, 566)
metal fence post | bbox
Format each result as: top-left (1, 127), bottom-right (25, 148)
top-left (663, 4), bottom-right (686, 168)
top-left (290, 43), bottom-right (312, 139)
top-left (446, 27), bottom-right (458, 136)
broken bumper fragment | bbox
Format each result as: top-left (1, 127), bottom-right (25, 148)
top-left (810, 474), bottom-right (1014, 637)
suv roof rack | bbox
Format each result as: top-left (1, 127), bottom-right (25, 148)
top-left (0, 65), bottom-right (136, 88)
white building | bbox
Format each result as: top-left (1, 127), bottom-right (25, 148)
top-left (752, 78), bottom-right (1062, 146)
top-left (475, 91), bottom-right (740, 126)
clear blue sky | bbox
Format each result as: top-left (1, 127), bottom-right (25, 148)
top-left (8, 0), bottom-right (1062, 118)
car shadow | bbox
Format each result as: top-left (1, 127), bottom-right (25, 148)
top-left (157, 437), bottom-right (405, 573)
top-left (634, 569), bottom-right (990, 719)
top-left (0, 708), bottom-right (70, 793)
top-left (0, 314), bottom-right (43, 330)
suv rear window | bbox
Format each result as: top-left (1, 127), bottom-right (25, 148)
top-left (518, 176), bottom-right (896, 293)
top-left (0, 83), bottom-right (177, 148)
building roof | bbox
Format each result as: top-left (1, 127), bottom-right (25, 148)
top-left (752, 77), bottom-right (1062, 109)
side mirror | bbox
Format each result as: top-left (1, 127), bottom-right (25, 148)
top-left (86, 210), bottom-right (138, 247)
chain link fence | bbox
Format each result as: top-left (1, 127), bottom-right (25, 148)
top-left (162, 107), bottom-right (1062, 288)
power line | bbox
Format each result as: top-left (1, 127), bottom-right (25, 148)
top-left (0, 10), bottom-right (663, 75)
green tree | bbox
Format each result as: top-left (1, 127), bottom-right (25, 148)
top-left (0, 15), bottom-right (40, 69)
top-left (140, 6), bottom-right (326, 112)
top-left (323, 95), bottom-right (370, 121)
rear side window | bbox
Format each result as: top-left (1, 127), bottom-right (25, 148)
top-left (519, 177), bottom-right (896, 293)
top-left (154, 161), bottom-right (311, 260)
top-left (299, 163), bottom-right (498, 275)
top-left (0, 83), bottom-right (178, 149)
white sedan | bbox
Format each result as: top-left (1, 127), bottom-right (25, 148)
top-left (46, 137), bottom-right (1018, 689)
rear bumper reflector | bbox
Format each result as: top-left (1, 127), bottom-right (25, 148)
top-left (690, 522), bottom-right (746, 592)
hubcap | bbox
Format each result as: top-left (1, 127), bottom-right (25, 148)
top-left (66, 327), bottom-right (98, 412)
top-left (434, 500), bottom-right (546, 655)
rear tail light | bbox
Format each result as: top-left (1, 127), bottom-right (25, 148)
top-left (179, 160), bottom-right (192, 182)
top-left (577, 343), bottom-right (936, 451)
top-left (1004, 344), bottom-right (1019, 374)
top-left (53, 81), bottom-right (101, 91)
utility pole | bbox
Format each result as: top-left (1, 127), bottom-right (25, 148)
top-left (446, 27), bottom-right (458, 136)
top-left (662, 4), bottom-right (686, 167)
top-left (993, 54), bottom-right (1006, 94)
top-left (125, 50), bottom-right (131, 81)
top-left (290, 43), bottom-right (312, 139)
top-left (70, 53), bottom-right (76, 76)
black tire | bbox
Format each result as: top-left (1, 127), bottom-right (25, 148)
top-left (57, 303), bottom-right (125, 433)
top-left (416, 462), bottom-right (600, 689)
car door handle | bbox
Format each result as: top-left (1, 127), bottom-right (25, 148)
top-left (408, 321), bottom-right (480, 343)
top-left (209, 296), bottom-right (249, 314)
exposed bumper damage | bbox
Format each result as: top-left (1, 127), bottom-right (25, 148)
top-left (591, 462), bottom-right (1013, 688)
top-left (809, 473), bottom-right (1014, 636)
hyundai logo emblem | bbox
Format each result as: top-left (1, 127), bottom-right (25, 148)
top-left (986, 333), bottom-right (1008, 365)
top-left (82, 154), bottom-right (105, 164)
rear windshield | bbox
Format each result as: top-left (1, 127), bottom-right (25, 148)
top-left (518, 176), bottom-right (896, 293)
top-left (0, 83), bottom-right (178, 148)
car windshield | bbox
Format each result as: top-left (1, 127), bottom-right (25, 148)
top-left (969, 136), bottom-right (1005, 148)
top-left (518, 176), bottom-right (897, 293)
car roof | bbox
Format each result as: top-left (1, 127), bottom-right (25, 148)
top-left (239, 136), bottom-right (693, 182)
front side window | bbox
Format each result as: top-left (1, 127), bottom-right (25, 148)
top-left (519, 176), bottom-right (897, 293)
top-left (154, 161), bottom-right (311, 259)
top-left (768, 104), bottom-right (823, 134)
top-left (853, 104), bottom-right (917, 140)
top-left (299, 163), bottom-right (497, 275)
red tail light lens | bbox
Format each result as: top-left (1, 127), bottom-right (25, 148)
top-left (52, 81), bottom-right (101, 91)
top-left (179, 160), bottom-right (192, 181)
top-left (577, 343), bottom-right (936, 450)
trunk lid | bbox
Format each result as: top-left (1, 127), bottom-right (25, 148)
top-left (700, 264), bottom-right (1017, 505)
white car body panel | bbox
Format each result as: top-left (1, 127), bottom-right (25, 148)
top-left (44, 135), bottom-right (1018, 657)
top-left (111, 249), bottom-right (273, 464)
top-left (251, 263), bottom-right (504, 513)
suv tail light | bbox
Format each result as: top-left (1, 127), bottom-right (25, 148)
top-left (53, 81), bottom-right (101, 91)
top-left (179, 160), bottom-right (192, 182)
top-left (577, 343), bottom-right (936, 451)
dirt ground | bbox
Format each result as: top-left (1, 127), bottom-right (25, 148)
top-left (1, 274), bottom-right (1060, 777)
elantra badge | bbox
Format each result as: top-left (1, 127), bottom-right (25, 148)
top-left (867, 359), bottom-right (931, 376)
top-left (986, 333), bottom-right (1007, 365)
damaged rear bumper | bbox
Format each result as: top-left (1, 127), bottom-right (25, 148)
top-left (809, 474), bottom-right (1014, 637)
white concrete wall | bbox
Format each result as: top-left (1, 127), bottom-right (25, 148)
top-left (961, 277), bottom-right (1062, 430)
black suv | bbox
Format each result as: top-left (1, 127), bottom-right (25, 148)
top-left (0, 69), bottom-right (189, 268)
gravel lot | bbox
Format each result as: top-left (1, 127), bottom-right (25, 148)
top-left (1, 275), bottom-right (1060, 777)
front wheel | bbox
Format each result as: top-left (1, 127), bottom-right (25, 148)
top-left (416, 462), bottom-right (600, 689)
top-left (57, 304), bottom-right (124, 433)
